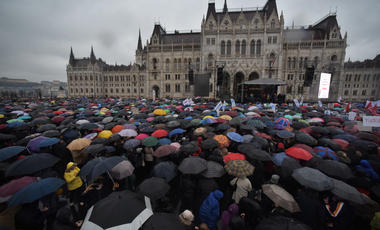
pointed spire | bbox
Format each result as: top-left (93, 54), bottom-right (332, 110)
top-left (90, 46), bottom-right (96, 64)
top-left (223, 0), bottom-right (228, 13)
top-left (137, 29), bottom-right (142, 50)
top-left (69, 47), bottom-right (75, 65)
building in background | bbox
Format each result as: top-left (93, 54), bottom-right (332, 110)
top-left (0, 77), bottom-right (67, 98)
top-left (66, 0), bottom-right (380, 101)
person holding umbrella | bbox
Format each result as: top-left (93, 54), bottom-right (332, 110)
top-left (324, 194), bottom-right (356, 230)
top-left (230, 175), bottom-right (252, 204)
top-left (64, 162), bottom-right (85, 222)
top-left (199, 190), bottom-right (224, 230)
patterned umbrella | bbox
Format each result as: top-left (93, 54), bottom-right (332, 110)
top-left (200, 161), bottom-right (226, 178)
top-left (274, 117), bottom-right (292, 126)
top-left (272, 152), bottom-right (290, 166)
top-left (307, 117), bottom-right (324, 123)
top-left (224, 159), bottom-right (254, 177)
top-left (213, 135), bottom-right (230, 148)
top-left (313, 146), bottom-right (339, 161)
top-left (123, 139), bottom-right (141, 150)
top-left (247, 119), bottom-right (266, 128)
top-left (200, 118), bottom-right (217, 124)
top-left (153, 145), bottom-right (177, 158)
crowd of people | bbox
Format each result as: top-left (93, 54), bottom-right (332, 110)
top-left (0, 97), bottom-right (380, 230)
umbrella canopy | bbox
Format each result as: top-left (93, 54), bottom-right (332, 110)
top-left (178, 157), bottom-right (207, 174)
top-left (294, 132), bottom-right (316, 145)
top-left (67, 138), bottom-right (92, 151)
top-left (0, 146), bottom-right (25, 162)
top-left (98, 130), bottom-right (113, 139)
top-left (118, 129), bottom-right (138, 137)
top-left (285, 147), bottom-right (313, 161)
top-left (262, 184), bottom-right (301, 213)
top-left (109, 160), bottom-right (135, 180)
top-left (82, 144), bottom-right (106, 154)
top-left (123, 139), bottom-right (142, 150)
top-left (5, 153), bottom-right (60, 177)
top-left (226, 132), bottom-right (243, 142)
top-left (317, 160), bottom-right (354, 181)
top-left (292, 167), bottom-right (334, 191)
top-left (281, 158), bottom-right (302, 178)
top-left (330, 178), bottom-right (367, 204)
top-left (224, 159), bottom-right (254, 177)
top-left (200, 139), bottom-right (218, 149)
top-left (26, 136), bottom-right (50, 154)
top-left (213, 135), bottom-right (230, 148)
top-left (142, 136), bottom-right (159, 147)
top-left (200, 161), bottom-right (226, 178)
top-left (90, 156), bottom-right (125, 181)
top-left (313, 146), bottom-right (339, 161)
top-left (78, 157), bottom-right (107, 178)
top-left (36, 137), bottom-right (60, 148)
top-left (36, 124), bottom-right (57, 133)
top-left (151, 130), bottom-right (169, 138)
top-left (7, 178), bottom-right (65, 206)
top-left (82, 190), bottom-right (153, 230)
top-left (0, 176), bottom-right (38, 201)
top-left (136, 177), bottom-right (170, 200)
top-left (151, 161), bottom-right (178, 182)
top-left (275, 117), bottom-right (292, 126)
top-left (168, 128), bottom-right (185, 138)
top-left (276, 130), bottom-right (295, 139)
top-left (256, 216), bottom-right (312, 230)
top-left (154, 145), bottom-right (177, 158)
top-left (141, 213), bottom-right (185, 230)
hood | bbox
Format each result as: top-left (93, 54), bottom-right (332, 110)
top-left (211, 190), bottom-right (223, 200)
top-left (66, 162), bottom-right (76, 169)
top-left (56, 208), bottom-right (72, 224)
top-left (228, 203), bottom-right (239, 217)
top-left (360, 160), bottom-right (372, 169)
top-left (212, 148), bottom-right (222, 156)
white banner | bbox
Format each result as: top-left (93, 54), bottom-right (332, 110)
top-left (293, 99), bottom-right (300, 107)
top-left (318, 73), bottom-right (331, 98)
top-left (348, 112), bottom-right (356, 121)
top-left (231, 99), bottom-right (236, 108)
top-left (363, 116), bottom-right (380, 127)
top-left (318, 101), bottom-right (322, 107)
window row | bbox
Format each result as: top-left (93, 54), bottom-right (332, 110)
top-left (344, 89), bottom-right (376, 96)
top-left (165, 84), bottom-right (190, 93)
top-left (70, 88), bottom-right (144, 94)
top-left (286, 57), bottom-right (318, 69)
top-left (221, 40), bottom-right (261, 56)
top-left (153, 58), bottom-right (200, 71)
top-left (346, 74), bottom-right (380, 82)
top-left (285, 85), bottom-right (304, 94)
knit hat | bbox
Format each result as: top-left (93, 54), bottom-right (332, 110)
top-left (136, 148), bottom-right (142, 153)
top-left (270, 174), bottom-right (280, 184)
top-left (179, 210), bottom-right (194, 227)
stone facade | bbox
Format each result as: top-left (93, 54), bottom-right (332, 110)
top-left (66, 0), bottom-right (358, 101)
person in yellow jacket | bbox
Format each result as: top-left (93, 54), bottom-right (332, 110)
top-left (64, 162), bottom-right (84, 222)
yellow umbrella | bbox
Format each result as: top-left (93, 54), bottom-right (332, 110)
top-left (98, 130), bottom-right (113, 139)
top-left (153, 109), bottom-right (166, 115)
top-left (203, 115), bottom-right (215, 119)
top-left (0, 114), bottom-right (4, 118)
top-left (219, 115), bottom-right (232, 121)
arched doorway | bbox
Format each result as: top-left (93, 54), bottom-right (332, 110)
top-left (233, 72), bottom-right (245, 99)
top-left (152, 85), bottom-right (160, 99)
top-left (248, 72), bottom-right (259, 80)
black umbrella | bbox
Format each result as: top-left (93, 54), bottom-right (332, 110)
top-left (178, 156), bottom-right (207, 174)
top-left (180, 142), bottom-right (199, 153)
top-left (318, 138), bottom-right (341, 152)
top-left (15, 123), bottom-right (33, 131)
top-left (5, 153), bottom-right (60, 177)
top-left (317, 160), bottom-right (354, 181)
top-left (0, 133), bottom-right (17, 140)
top-left (292, 167), bottom-right (334, 191)
top-left (41, 130), bottom-right (61, 138)
top-left (78, 123), bottom-right (99, 130)
top-left (256, 216), bottom-right (312, 230)
top-left (81, 190), bottom-right (153, 230)
top-left (244, 149), bottom-right (272, 161)
top-left (90, 156), bottom-right (125, 181)
top-left (217, 123), bottom-right (231, 131)
top-left (104, 122), bottom-right (117, 130)
top-left (291, 122), bottom-right (309, 129)
top-left (311, 126), bottom-right (327, 134)
top-left (136, 177), bottom-right (170, 200)
top-left (31, 119), bottom-right (49, 126)
top-left (36, 124), bottom-right (57, 132)
top-left (325, 127), bottom-right (343, 135)
top-left (141, 213), bottom-right (184, 230)
top-left (91, 138), bottom-right (110, 145)
top-left (82, 144), bottom-right (106, 154)
top-left (201, 139), bottom-right (218, 149)
top-left (281, 158), bottom-right (302, 178)
top-left (331, 178), bottom-right (367, 204)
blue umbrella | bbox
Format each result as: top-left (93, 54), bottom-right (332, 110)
top-left (277, 130), bottom-right (295, 139)
top-left (184, 116), bottom-right (193, 120)
top-left (78, 157), bottom-right (107, 178)
top-left (227, 132), bottom-right (243, 143)
top-left (0, 146), bottom-right (25, 162)
top-left (7, 122), bottom-right (25, 128)
top-left (168, 128), bottom-right (185, 138)
top-left (151, 161), bottom-right (178, 182)
top-left (7, 177), bottom-right (66, 206)
top-left (37, 137), bottom-right (60, 148)
top-left (265, 121), bottom-right (276, 127)
top-left (158, 138), bottom-right (171, 146)
top-left (62, 129), bottom-right (80, 142)
top-left (313, 146), bottom-right (339, 161)
top-left (272, 152), bottom-right (289, 166)
top-left (18, 116), bottom-right (31, 120)
top-left (90, 156), bottom-right (125, 181)
top-left (333, 134), bottom-right (357, 142)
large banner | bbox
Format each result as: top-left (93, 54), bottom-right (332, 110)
top-left (363, 116), bottom-right (380, 127)
top-left (194, 73), bottom-right (210, 97)
top-left (318, 73), bottom-right (331, 98)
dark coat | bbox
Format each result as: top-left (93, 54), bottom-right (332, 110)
top-left (181, 177), bottom-right (196, 199)
top-left (209, 149), bottom-right (225, 166)
top-left (296, 189), bottom-right (326, 230)
top-left (226, 215), bottom-right (248, 230)
top-left (52, 208), bottom-right (77, 230)
top-left (196, 178), bottom-right (219, 202)
top-left (239, 197), bottom-right (263, 229)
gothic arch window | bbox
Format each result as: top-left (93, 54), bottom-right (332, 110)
top-left (70, 76), bottom-right (73, 81)
top-left (75, 89), bottom-right (78, 93)
top-left (227, 41), bottom-right (231, 55)
top-left (292, 58), bottom-right (296, 69)
top-left (110, 89), bottom-right (113, 93)
top-left (241, 40), bottom-right (246, 55)
top-left (153, 58), bottom-right (158, 70)
top-left (166, 59), bottom-right (170, 71)
top-left (80, 76), bottom-right (83, 81)
top-left (209, 83), bottom-right (213, 93)
top-left (299, 58), bottom-right (303, 69)
top-left (250, 40), bottom-right (255, 55)
top-left (209, 22), bottom-right (213, 30)
top-left (116, 89), bottom-right (119, 93)
top-left (287, 58), bottom-right (291, 69)
top-left (178, 59), bottom-right (182, 70)
top-left (235, 40), bottom-right (240, 55)
top-left (166, 84), bottom-right (170, 92)
top-left (85, 76), bottom-right (88, 81)
top-left (331, 55), bottom-right (338, 62)
top-left (304, 58), bottom-right (308, 68)
top-left (256, 40), bottom-right (261, 54)
top-left (174, 59), bottom-right (178, 70)
top-left (122, 88), bottom-right (124, 93)
top-left (271, 19), bottom-right (275, 28)
top-left (353, 90), bottom-right (357, 96)
top-left (153, 36), bottom-right (158, 44)
top-left (80, 88), bottom-right (83, 93)
top-left (184, 58), bottom-right (188, 69)
top-left (75, 76), bottom-right (77, 81)
top-left (185, 83), bottom-right (190, 92)
top-left (175, 84), bottom-right (180, 92)
top-left (207, 54), bottom-right (214, 68)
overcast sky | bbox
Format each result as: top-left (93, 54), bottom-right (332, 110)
top-left (0, 0), bottom-right (379, 83)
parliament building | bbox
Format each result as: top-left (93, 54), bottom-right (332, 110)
top-left (66, 0), bottom-right (380, 101)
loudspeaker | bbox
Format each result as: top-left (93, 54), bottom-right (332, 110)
top-left (304, 67), bottom-right (315, 86)
top-left (189, 69), bottom-right (194, 85)
top-left (217, 67), bottom-right (223, 86)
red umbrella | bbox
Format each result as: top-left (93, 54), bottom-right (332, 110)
top-left (151, 130), bottom-right (169, 138)
top-left (285, 147), bottom-right (313, 161)
top-left (332, 139), bottom-right (350, 149)
top-left (330, 117), bottom-right (344, 122)
top-left (51, 116), bottom-right (65, 123)
top-left (223, 152), bottom-right (246, 163)
top-left (153, 145), bottom-right (177, 158)
top-left (255, 132), bottom-right (271, 140)
top-left (225, 111), bottom-right (238, 117)
top-left (299, 126), bottom-right (313, 134)
top-left (111, 125), bottom-right (123, 133)
top-left (215, 118), bottom-right (229, 124)
top-left (136, 133), bottom-right (149, 140)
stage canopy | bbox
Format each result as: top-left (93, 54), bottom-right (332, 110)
top-left (241, 78), bottom-right (287, 85)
